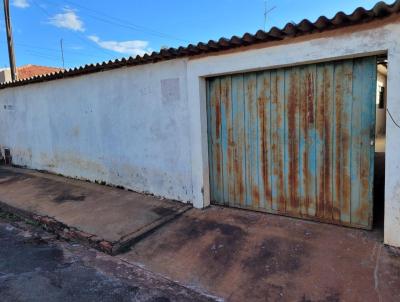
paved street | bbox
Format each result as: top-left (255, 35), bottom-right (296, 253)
top-left (0, 214), bottom-right (217, 302)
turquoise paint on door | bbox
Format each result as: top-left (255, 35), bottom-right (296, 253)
top-left (206, 56), bottom-right (377, 229)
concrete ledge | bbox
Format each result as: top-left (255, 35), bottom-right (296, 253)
top-left (0, 199), bottom-right (190, 255)
top-left (0, 167), bottom-right (191, 255)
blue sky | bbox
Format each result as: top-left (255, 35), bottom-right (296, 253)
top-left (0, 0), bottom-right (383, 69)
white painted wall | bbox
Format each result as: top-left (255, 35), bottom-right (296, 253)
top-left (187, 20), bottom-right (400, 247)
top-left (0, 59), bottom-right (193, 203)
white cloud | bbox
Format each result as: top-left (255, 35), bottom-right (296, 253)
top-left (12, 0), bottom-right (29, 8)
top-left (88, 35), bottom-right (151, 56)
top-left (69, 45), bottom-right (84, 50)
top-left (48, 8), bottom-right (84, 32)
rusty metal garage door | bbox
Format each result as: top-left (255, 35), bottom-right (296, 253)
top-left (206, 56), bottom-right (377, 229)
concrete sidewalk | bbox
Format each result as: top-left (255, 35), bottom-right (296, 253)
top-left (0, 167), bottom-right (190, 254)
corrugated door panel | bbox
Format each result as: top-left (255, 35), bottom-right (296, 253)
top-left (299, 66), bottom-right (308, 216)
top-left (270, 70), bottom-right (286, 213)
top-left (338, 61), bottom-right (353, 224)
top-left (323, 64), bottom-right (335, 221)
top-left (231, 74), bottom-right (246, 207)
top-left (351, 60), bottom-right (363, 226)
top-left (353, 57), bottom-right (377, 227)
top-left (208, 78), bottom-right (223, 203)
top-left (207, 56), bottom-right (376, 229)
top-left (299, 64), bottom-right (317, 217)
top-left (244, 73), bottom-right (259, 208)
top-left (285, 67), bottom-right (301, 215)
top-left (206, 80), bottom-right (213, 200)
top-left (220, 76), bottom-right (234, 205)
top-left (256, 71), bottom-right (272, 211)
top-left (332, 62), bottom-right (345, 222)
top-left (315, 64), bottom-right (325, 219)
top-left (366, 58), bottom-right (377, 227)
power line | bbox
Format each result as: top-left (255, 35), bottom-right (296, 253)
top-left (22, 49), bottom-right (100, 66)
top-left (15, 42), bottom-right (104, 59)
top-left (45, 0), bottom-right (190, 43)
top-left (31, 0), bottom-right (117, 58)
top-left (18, 0), bottom-right (193, 67)
top-left (20, 47), bottom-right (110, 67)
top-left (15, 42), bottom-right (60, 52)
top-left (23, 50), bottom-right (61, 62)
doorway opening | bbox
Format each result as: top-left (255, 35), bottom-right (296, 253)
top-left (374, 55), bottom-right (387, 230)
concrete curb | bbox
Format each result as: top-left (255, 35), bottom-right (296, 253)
top-left (0, 200), bottom-right (191, 255)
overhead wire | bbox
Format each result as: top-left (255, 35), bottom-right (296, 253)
top-left (23, 51), bottom-right (60, 62)
top-left (10, 0), bottom-right (192, 67)
top-left (45, 0), bottom-right (190, 43)
top-left (30, 0), bottom-right (118, 59)
top-left (15, 42), bottom-right (102, 59)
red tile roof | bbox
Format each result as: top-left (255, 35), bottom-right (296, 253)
top-left (16, 65), bottom-right (63, 80)
top-left (0, 0), bottom-right (399, 90)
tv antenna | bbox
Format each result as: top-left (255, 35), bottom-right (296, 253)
top-left (60, 39), bottom-right (65, 68)
top-left (264, 1), bottom-right (277, 31)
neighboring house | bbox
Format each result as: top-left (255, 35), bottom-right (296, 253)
top-left (0, 1), bottom-right (399, 249)
top-left (0, 68), bottom-right (12, 84)
top-left (0, 65), bottom-right (63, 83)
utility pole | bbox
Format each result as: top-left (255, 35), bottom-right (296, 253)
top-left (60, 39), bottom-right (65, 68)
top-left (3, 0), bottom-right (17, 81)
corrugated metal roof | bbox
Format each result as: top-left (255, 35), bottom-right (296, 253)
top-left (1, 0), bottom-right (399, 90)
